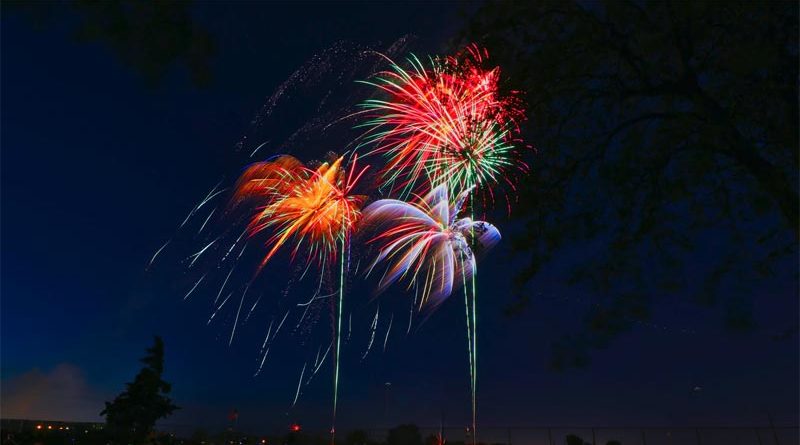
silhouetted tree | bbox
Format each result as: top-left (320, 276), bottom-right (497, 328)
top-left (4, 0), bottom-right (214, 87)
top-left (563, 435), bottom-right (621, 445)
top-left (424, 432), bottom-right (446, 445)
top-left (346, 430), bottom-right (370, 445)
top-left (464, 0), bottom-right (798, 369)
top-left (387, 425), bottom-right (423, 445)
top-left (102, 336), bottom-right (179, 444)
top-left (189, 429), bottom-right (209, 445)
top-left (565, 435), bottom-right (586, 445)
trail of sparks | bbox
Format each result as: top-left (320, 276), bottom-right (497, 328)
top-left (274, 310), bottom-right (291, 338)
top-left (184, 274), bottom-right (206, 300)
top-left (332, 233), bottom-right (346, 442)
top-left (407, 287), bottom-right (420, 334)
top-left (362, 305), bottom-right (380, 360)
top-left (347, 313), bottom-right (352, 342)
top-left (254, 310), bottom-right (289, 377)
top-left (261, 320), bottom-right (275, 350)
top-left (465, 256), bottom-right (478, 445)
top-left (181, 181), bottom-right (227, 229)
top-left (222, 229), bottom-right (247, 263)
top-left (254, 319), bottom-right (275, 377)
top-left (147, 240), bottom-right (170, 269)
top-left (295, 290), bottom-right (334, 330)
top-left (236, 244), bottom-right (248, 261)
top-left (468, 197), bottom-right (478, 444)
top-left (229, 285), bottom-right (249, 345)
top-left (208, 292), bottom-right (233, 324)
top-left (250, 140), bottom-right (270, 158)
top-left (188, 238), bottom-right (218, 268)
top-left (314, 345), bottom-right (322, 366)
top-left (311, 342), bottom-right (333, 379)
top-left (471, 275), bottom-right (477, 445)
top-left (214, 266), bottom-right (235, 305)
top-left (383, 313), bottom-right (393, 352)
top-left (291, 362), bottom-right (307, 408)
top-left (287, 341), bottom-right (333, 407)
top-left (244, 293), bottom-right (261, 323)
top-left (198, 208), bottom-right (216, 234)
top-left (255, 347), bottom-right (270, 377)
top-left (461, 261), bottom-right (474, 432)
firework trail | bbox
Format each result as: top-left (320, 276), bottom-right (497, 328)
top-left (292, 362), bottom-right (308, 408)
top-left (361, 183), bottom-right (500, 434)
top-left (147, 240), bottom-right (171, 270)
top-left (231, 153), bottom-right (368, 439)
top-left (361, 304), bottom-right (380, 361)
top-left (183, 274), bottom-right (206, 300)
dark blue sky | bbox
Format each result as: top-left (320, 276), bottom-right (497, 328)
top-left (1, 1), bottom-right (797, 438)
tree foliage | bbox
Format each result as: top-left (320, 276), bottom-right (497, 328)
top-left (463, 0), bottom-right (798, 368)
top-left (102, 336), bottom-right (179, 443)
top-left (346, 430), bottom-right (372, 445)
top-left (387, 425), bottom-right (423, 445)
top-left (4, 0), bottom-right (214, 87)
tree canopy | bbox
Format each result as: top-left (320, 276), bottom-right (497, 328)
top-left (102, 336), bottom-right (179, 443)
top-left (5, 0), bottom-right (214, 87)
top-left (464, 0), bottom-right (798, 369)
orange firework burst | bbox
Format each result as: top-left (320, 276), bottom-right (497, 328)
top-left (232, 154), bottom-right (368, 272)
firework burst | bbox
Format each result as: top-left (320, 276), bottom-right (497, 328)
top-left (361, 184), bottom-right (500, 308)
top-left (232, 154), bottom-right (368, 272)
top-left (356, 45), bottom-right (525, 202)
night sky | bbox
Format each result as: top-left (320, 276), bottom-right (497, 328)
top-left (1, 1), bottom-right (797, 438)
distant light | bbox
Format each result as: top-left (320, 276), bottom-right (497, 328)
top-left (291, 423), bottom-right (301, 432)
top-left (261, 440), bottom-right (267, 444)
top-left (65, 427), bottom-right (70, 430)
top-left (36, 425), bottom-right (43, 430)
top-left (48, 426), bottom-right (53, 430)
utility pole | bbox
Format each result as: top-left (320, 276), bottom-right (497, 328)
top-left (383, 382), bottom-right (392, 427)
top-left (768, 412), bottom-right (781, 445)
